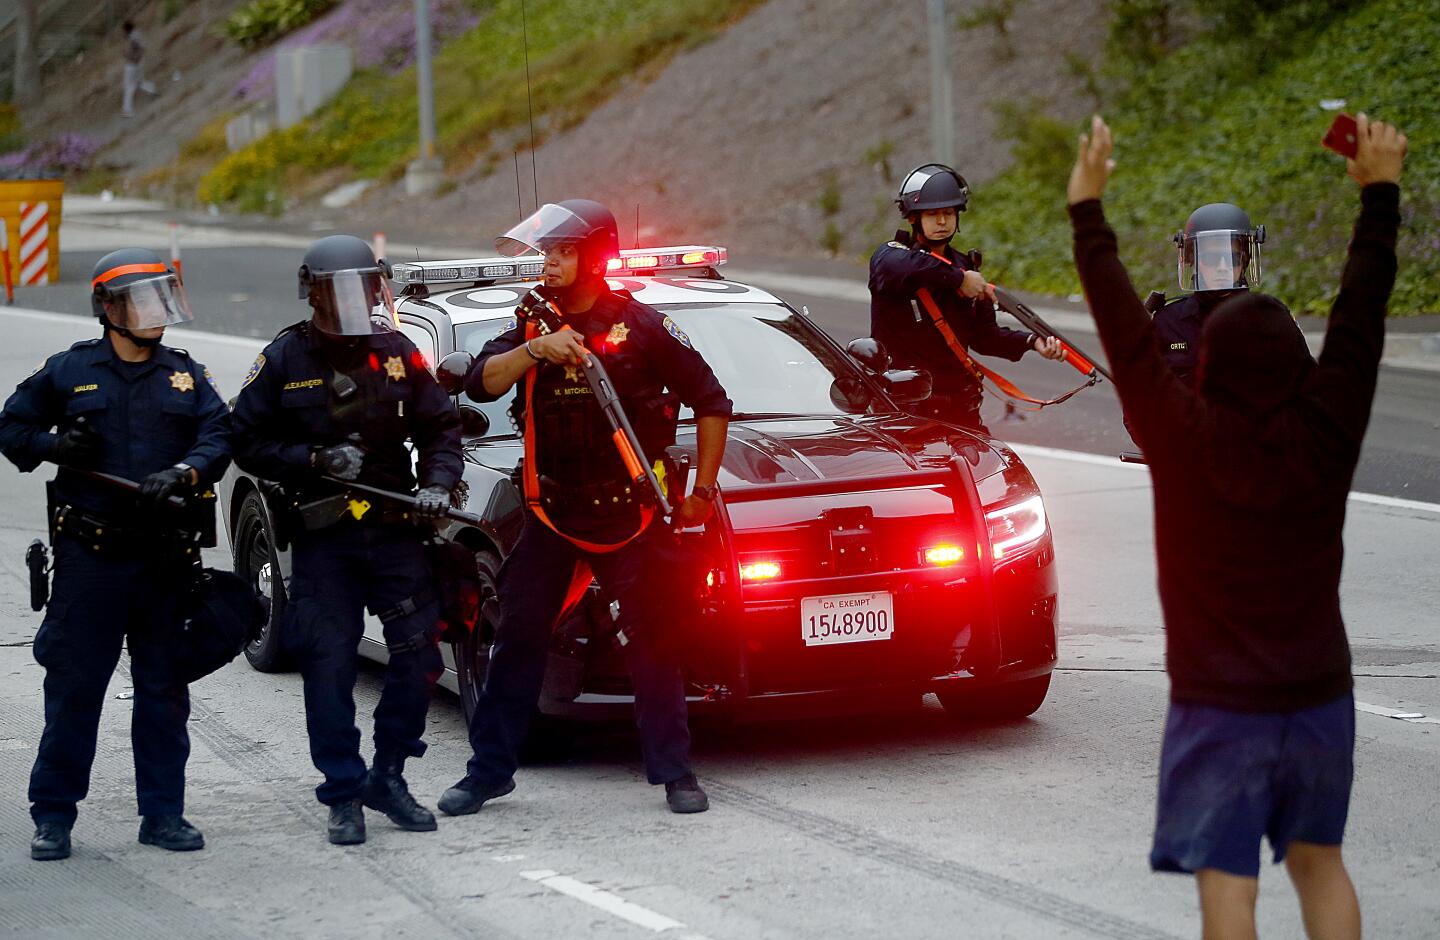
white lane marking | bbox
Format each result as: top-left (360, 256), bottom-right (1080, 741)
top-left (1009, 442), bottom-right (1440, 514)
top-left (519, 869), bottom-right (697, 934)
top-left (1354, 700), bottom-right (1439, 724)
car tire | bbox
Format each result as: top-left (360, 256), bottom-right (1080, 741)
top-left (234, 489), bottom-right (292, 673)
top-left (937, 674), bottom-right (1051, 721)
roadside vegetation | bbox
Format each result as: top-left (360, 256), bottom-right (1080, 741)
top-left (960, 0), bottom-right (1440, 315)
top-left (196, 0), bottom-right (766, 214)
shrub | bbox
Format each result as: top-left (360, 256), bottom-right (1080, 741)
top-left (965, 0), bottom-right (1440, 315)
top-left (224, 0), bottom-right (338, 49)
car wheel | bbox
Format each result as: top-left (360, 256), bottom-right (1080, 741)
top-left (234, 489), bottom-right (292, 672)
top-left (937, 674), bottom-right (1051, 721)
top-left (451, 548), bottom-right (574, 763)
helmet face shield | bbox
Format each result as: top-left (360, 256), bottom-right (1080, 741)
top-left (100, 272), bottom-right (194, 330)
top-left (307, 269), bottom-right (397, 335)
top-left (495, 203), bottom-right (593, 257)
top-left (1178, 229), bottom-right (1262, 292)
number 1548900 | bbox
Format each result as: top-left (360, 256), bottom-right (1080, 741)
top-left (800, 591), bottom-right (894, 647)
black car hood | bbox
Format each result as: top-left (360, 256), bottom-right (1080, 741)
top-left (465, 415), bottom-right (1010, 487)
top-left (707, 415), bottom-right (1006, 488)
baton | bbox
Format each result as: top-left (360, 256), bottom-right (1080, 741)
top-left (991, 286), bottom-right (1114, 384)
top-left (320, 476), bottom-right (484, 527)
top-left (71, 467), bottom-right (190, 511)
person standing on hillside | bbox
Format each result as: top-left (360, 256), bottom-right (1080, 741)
top-left (1067, 112), bottom-right (1406, 940)
top-left (868, 163), bottom-right (1067, 433)
top-left (121, 20), bottom-right (158, 118)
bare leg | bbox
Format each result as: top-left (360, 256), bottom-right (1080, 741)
top-left (1285, 841), bottom-right (1361, 940)
top-left (1196, 868), bottom-right (1259, 940)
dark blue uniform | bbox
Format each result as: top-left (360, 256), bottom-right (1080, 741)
top-left (869, 233), bottom-right (1034, 432)
top-left (0, 337), bottom-right (231, 829)
top-left (463, 289), bottom-right (731, 788)
top-left (1152, 291), bottom-right (1290, 387)
top-left (231, 322), bottom-right (462, 805)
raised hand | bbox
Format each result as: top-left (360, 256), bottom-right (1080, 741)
top-left (1347, 113), bottom-right (1407, 187)
top-left (1067, 115), bottom-right (1115, 205)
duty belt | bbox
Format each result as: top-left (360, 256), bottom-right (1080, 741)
top-left (51, 503), bottom-right (201, 558)
top-left (536, 475), bottom-right (647, 518)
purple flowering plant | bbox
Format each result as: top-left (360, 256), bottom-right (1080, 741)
top-left (0, 134), bottom-right (101, 179)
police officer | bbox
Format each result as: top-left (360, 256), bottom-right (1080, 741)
top-left (0, 248), bottom-right (231, 861)
top-left (1155, 202), bottom-right (1277, 385)
top-left (231, 235), bottom-right (462, 845)
top-left (869, 164), bottom-right (1066, 432)
top-left (439, 200), bottom-right (732, 816)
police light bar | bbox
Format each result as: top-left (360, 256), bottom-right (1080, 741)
top-left (606, 246), bottom-right (728, 273)
top-left (390, 256), bottom-right (548, 287)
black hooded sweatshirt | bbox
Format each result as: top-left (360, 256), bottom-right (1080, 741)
top-left (1069, 183), bottom-right (1400, 711)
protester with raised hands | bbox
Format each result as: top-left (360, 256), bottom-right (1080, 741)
top-left (1067, 112), bottom-right (1406, 940)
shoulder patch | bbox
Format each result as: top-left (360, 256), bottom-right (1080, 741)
top-left (500, 315), bottom-right (517, 334)
top-left (204, 367), bottom-right (222, 396)
top-left (661, 315), bottom-right (692, 349)
top-left (886, 241), bottom-right (908, 249)
top-left (241, 353), bottom-right (266, 389)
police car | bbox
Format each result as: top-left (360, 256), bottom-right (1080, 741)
top-left (220, 246), bottom-right (1057, 730)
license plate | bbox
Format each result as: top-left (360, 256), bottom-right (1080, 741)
top-left (800, 591), bottom-right (894, 647)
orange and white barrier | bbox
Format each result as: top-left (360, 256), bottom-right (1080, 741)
top-left (0, 220), bottom-right (13, 304)
top-left (19, 201), bottom-right (50, 286)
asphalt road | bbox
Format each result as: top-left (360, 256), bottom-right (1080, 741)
top-left (22, 209), bottom-right (1440, 503)
top-left (0, 212), bottom-right (1435, 937)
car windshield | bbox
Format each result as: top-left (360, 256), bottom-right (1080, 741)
top-left (452, 302), bottom-right (882, 436)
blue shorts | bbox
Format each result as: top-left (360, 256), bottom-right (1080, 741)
top-left (1150, 692), bottom-right (1354, 878)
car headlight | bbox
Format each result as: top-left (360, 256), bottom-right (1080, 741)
top-left (985, 494), bottom-right (1047, 561)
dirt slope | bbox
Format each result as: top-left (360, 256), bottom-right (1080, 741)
top-left (25, 0), bottom-right (1107, 262)
top-left (354, 0), bottom-right (1108, 260)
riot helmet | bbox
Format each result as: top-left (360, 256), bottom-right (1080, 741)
top-left (1174, 203), bottom-right (1265, 293)
top-left (91, 248), bottom-right (193, 345)
top-left (297, 235), bottom-right (396, 336)
top-left (895, 164), bottom-right (970, 216)
top-left (495, 199), bottom-right (620, 278)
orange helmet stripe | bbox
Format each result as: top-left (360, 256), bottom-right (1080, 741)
top-left (91, 262), bottom-right (169, 289)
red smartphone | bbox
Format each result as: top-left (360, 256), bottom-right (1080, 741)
top-left (1322, 113), bottom-right (1359, 158)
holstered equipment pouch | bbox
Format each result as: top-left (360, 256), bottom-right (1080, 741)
top-left (26, 539), bottom-right (49, 612)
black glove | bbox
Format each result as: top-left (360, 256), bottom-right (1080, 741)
top-left (414, 484), bottom-right (451, 519)
top-left (313, 443), bottom-right (364, 480)
top-left (140, 466), bottom-right (192, 508)
top-left (51, 421), bottom-right (102, 468)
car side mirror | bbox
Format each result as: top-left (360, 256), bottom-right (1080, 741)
top-left (458, 404), bottom-right (490, 438)
top-left (828, 377), bottom-right (873, 412)
top-left (847, 337), bottom-right (891, 372)
top-left (436, 351), bottom-right (474, 395)
top-left (882, 368), bottom-right (932, 404)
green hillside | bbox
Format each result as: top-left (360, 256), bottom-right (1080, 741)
top-left (962, 0), bottom-right (1439, 315)
top-left (197, 0), bottom-right (764, 213)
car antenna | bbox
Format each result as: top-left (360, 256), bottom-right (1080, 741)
top-left (520, 0), bottom-right (539, 211)
top-left (513, 150), bottom-right (524, 220)
top-left (634, 204), bottom-right (640, 248)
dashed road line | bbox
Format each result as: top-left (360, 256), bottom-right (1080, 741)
top-left (517, 868), bottom-right (704, 936)
top-left (1354, 700), bottom-right (1439, 724)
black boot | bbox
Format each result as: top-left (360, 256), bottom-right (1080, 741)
top-left (31, 821), bottom-right (72, 861)
top-left (327, 798), bottom-right (366, 845)
top-left (138, 815), bottom-right (205, 851)
top-left (664, 773), bottom-right (709, 814)
top-left (363, 756), bottom-right (437, 832)
top-left (437, 776), bottom-right (516, 817)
